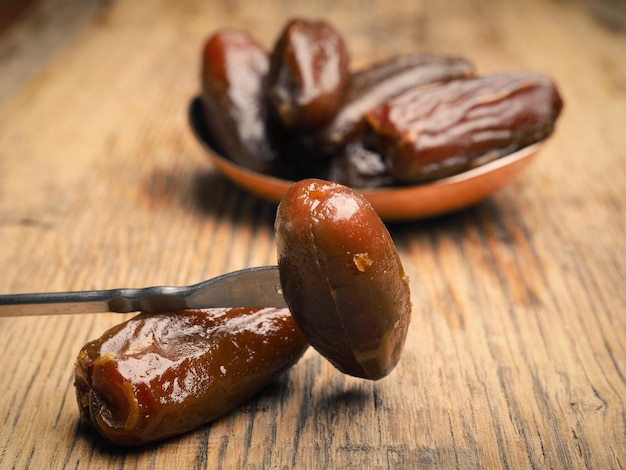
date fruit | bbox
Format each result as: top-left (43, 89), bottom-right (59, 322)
top-left (267, 18), bottom-right (350, 130)
top-left (304, 53), bottom-right (475, 155)
top-left (365, 71), bottom-right (564, 182)
top-left (275, 179), bottom-right (411, 380)
top-left (327, 140), bottom-right (396, 188)
top-left (74, 308), bottom-right (308, 446)
top-left (201, 29), bottom-right (281, 173)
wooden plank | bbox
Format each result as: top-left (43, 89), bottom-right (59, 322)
top-left (0, 0), bottom-right (624, 468)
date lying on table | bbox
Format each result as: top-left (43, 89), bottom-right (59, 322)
top-left (75, 308), bottom-right (309, 446)
top-left (199, 18), bottom-right (563, 187)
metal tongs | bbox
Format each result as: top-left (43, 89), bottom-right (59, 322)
top-left (0, 266), bottom-right (286, 317)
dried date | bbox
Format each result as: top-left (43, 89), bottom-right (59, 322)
top-left (275, 179), bottom-right (411, 380)
top-left (303, 53), bottom-right (475, 155)
top-left (365, 71), bottom-right (564, 182)
top-left (267, 18), bottom-right (350, 130)
top-left (201, 29), bottom-right (281, 173)
top-left (75, 308), bottom-right (308, 446)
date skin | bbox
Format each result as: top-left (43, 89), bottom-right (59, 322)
top-left (267, 18), bottom-right (350, 131)
top-left (365, 71), bottom-right (564, 182)
top-left (201, 29), bottom-right (281, 173)
top-left (327, 139), bottom-right (396, 188)
top-left (275, 179), bottom-right (411, 380)
top-left (303, 53), bottom-right (475, 155)
top-left (75, 308), bottom-right (308, 446)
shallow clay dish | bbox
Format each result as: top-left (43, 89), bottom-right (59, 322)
top-left (188, 97), bottom-right (544, 221)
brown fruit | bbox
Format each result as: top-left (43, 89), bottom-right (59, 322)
top-left (267, 18), bottom-right (350, 130)
top-left (201, 29), bottom-right (281, 173)
top-left (365, 71), bottom-right (564, 182)
top-left (74, 308), bottom-right (308, 446)
top-left (275, 179), bottom-right (411, 380)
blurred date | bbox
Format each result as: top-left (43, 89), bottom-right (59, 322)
top-left (305, 53), bottom-right (475, 156)
top-left (267, 18), bottom-right (350, 130)
top-left (201, 29), bottom-right (282, 174)
top-left (365, 72), bottom-right (564, 182)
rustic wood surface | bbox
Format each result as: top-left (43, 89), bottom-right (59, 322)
top-left (0, 0), bottom-right (624, 468)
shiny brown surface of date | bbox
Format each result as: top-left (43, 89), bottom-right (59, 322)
top-left (304, 53), bottom-right (475, 155)
top-left (327, 139), bottom-right (396, 188)
top-left (201, 29), bottom-right (280, 173)
top-left (74, 308), bottom-right (308, 446)
top-left (366, 71), bottom-right (564, 182)
top-left (275, 179), bottom-right (411, 380)
top-left (267, 18), bottom-right (349, 130)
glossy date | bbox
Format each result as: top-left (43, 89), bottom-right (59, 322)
top-left (275, 179), bottom-right (411, 380)
top-left (201, 29), bottom-right (281, 173)
top-left (305, 53), bottom-right (475, 155)
top-left (365, 72), bottom-right (564, 182)
top-left (75, 308), bottom-right (308, 446)
top-left (267, 18), bottom-right (350, 131)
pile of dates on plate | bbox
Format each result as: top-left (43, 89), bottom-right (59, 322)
top-left (199, 18), bottom-right (563, 188)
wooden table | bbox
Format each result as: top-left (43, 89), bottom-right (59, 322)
top-left (1, 0), bottom-right (624, 468)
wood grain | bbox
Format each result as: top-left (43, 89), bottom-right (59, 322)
top-left (0, 0), bottom-right (624, 468)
